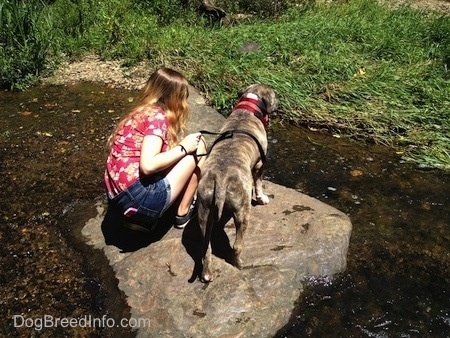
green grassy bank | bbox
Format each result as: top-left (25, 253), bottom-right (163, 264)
top-left (1, 0), bottom-right (449, 169)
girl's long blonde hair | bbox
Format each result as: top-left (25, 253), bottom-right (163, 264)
top-left (108, 67), bottom-right (189, 149)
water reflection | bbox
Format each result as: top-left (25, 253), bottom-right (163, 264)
top-left (267, 124), bottom-right (449, 337)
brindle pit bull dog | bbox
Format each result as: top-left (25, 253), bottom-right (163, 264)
top-left (197, 84), bottom-right (278, 282)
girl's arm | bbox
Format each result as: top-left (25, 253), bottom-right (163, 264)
top-left (140, 133), bottom-right (201, 175)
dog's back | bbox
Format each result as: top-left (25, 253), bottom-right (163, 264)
top-left (197, 155), bottom-right (253, 223)
top-left (197, 111), bottom-right (264, 221)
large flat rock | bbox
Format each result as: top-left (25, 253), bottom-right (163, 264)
top-left (81, 87), bottom-right (352, 337)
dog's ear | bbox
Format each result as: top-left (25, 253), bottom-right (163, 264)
top-left (238, 84), bottom-right (256, 98)
top-left (264, 94), bottom-right (279, 113)
top-left (258, 87), bottom-right (278, 113)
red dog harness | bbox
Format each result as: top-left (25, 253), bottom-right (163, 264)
top-left (232, 96), bottom-right (269, 130)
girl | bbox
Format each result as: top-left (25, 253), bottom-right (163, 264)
top-left (104, 67), bottom-right (206, 230)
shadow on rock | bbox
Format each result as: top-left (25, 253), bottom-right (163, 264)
top-left (181, 210), bottom-right (235, 283)
top-left (100, 206), bottom-right (175, 253)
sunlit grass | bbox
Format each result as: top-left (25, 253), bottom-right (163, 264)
top-left (137, 2), bottom-right (449, 169)
top-left (2, 0), bottom-right (449, 168)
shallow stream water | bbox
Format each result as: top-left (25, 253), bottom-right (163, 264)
top-left (0, 83), bottom-right (448, 337)
top-left (266, 124), bottom-right (449, 337)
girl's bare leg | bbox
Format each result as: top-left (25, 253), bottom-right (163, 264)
top-left (176, 165), bottom-right (201, 216)
top-left (166, 137), bottom-right (207, 215)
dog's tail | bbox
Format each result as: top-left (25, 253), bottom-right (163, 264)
top-left (214, 176), bottom-right (226, 222)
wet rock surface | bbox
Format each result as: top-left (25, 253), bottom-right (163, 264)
top-left (81, 89), bottom-right (352, 337)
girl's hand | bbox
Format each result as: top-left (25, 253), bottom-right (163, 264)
top-left (179, 133), bottom-right (201, 154)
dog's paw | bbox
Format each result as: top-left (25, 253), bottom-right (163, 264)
top-left (235, 258), bottom-right (243, 270)
top-left (256, 193), bottom-right (270, 205)
top-left (200, 273), bottom-right (213, 283)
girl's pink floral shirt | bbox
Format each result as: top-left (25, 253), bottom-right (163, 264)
top-left (104, 107), bottom-right (169, 198)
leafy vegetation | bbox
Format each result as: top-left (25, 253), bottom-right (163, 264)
top-left (0, 0), bottom-right (449, 168)
top-left (0, 0), bottom-right (57, 89)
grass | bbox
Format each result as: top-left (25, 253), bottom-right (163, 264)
top-left (1, 0), bottom-right (449, 169)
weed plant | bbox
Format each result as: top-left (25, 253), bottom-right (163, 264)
top-left (0, 0), bottom-right (449, 168)
top-left (0, 0), bottom-right (57, 89)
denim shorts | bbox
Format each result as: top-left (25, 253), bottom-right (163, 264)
top-left (108, 176), bottom-right (171, 226)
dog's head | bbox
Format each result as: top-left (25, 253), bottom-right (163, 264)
top-left (235, 84), bottom-right (278, 130)
top-left (238, 84), bottom-right (279, 114)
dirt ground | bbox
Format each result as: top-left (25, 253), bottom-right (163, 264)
top-left (392, 0), bottom-right (450, 11)
top-left (42, 54), bottom-right (150, 91)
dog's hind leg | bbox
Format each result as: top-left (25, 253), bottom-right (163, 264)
top-left (201, 240), bottom-right (214, 282)
top-left (198, 200), bottom-right (215, 282)
top-left (232, 203), bottom-right (250, 269)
